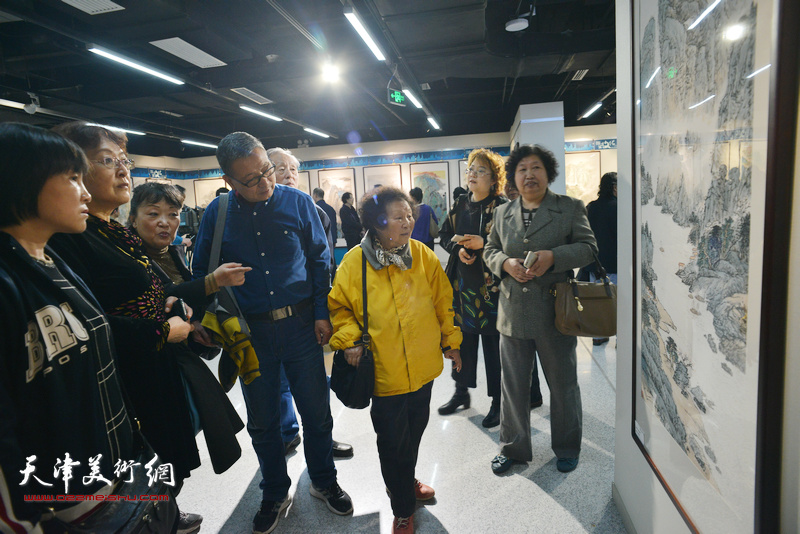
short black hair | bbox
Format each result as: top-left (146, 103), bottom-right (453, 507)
top-left (216, 132), bottom-right (263, 177)
top-left (598, 172), bottom-right (617, 198)
top-left (506, 144), bottom-right (558, 185)
top-left (0, 123), bottom-right (89, 227)
top-left (409, 187), bottom-right (423, 203)
top-left (129, 182), bottom-right (185, 226)
top-left (452, 186), bottom-right (467, 199)
top-left (312, 187), bottom-right (325, 199)
top-left (52, 121), bottom-right (128, 153)
top-left (341, 192), bottom-right (353, 203)
top-left (359, 187), bottom-right (417, 234)
top-left (215, 186), bottom-right (229, 197)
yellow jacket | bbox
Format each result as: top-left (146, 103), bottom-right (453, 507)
top-left (329, 239), bottom-right (462, 396)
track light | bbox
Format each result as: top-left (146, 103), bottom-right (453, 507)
top-left (86, 123), bottom-right (146, 135)
top-left (344, 6), bottom-right (386, 61)
top-left (181, 139), bottom-right (217, 149)
top-left (304, 127), bottom-right (330, 138)
top-left (87, 44), bottom-right (184, 85)
top-left (240, 104), bottom-right (283, 121)
top-left (403, 89), bottom-right (423, 109)
top-left (427, 117), bottom-right (440, 130)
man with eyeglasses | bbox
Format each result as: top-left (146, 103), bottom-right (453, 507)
top-left (266, 147), bottom-right (353, 460)
top-left (192, 132), bottom-right (353, 534)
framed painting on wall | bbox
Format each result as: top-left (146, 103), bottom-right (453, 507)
top-left (630, 0), bottom-right (793, 532)
top-left (297, 171), bottom-right (311, 195)
top-left (409, 162), bottom-right (449, 223)
top-left (458, 159), bottom-right (468, 191)
top-left (318, 168), bottom-right (356, 236)
top-left (193, 177), bottom-right (227, 208)
top-left (565, 151), bottom-right (601, 206)
top-left (363, 164), bottom-right (402, 198)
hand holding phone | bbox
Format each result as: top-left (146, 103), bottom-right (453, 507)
top-left (450, 234), bottom-right (466, 243)
top-left (169, 298), bottom-right (189, 321)
top-left (523, 251), bottom-right (539, 270)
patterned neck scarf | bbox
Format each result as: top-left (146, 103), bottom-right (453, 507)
top-left (372, 237), bottom-right (410, 270)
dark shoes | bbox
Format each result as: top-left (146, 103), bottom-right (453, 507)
top-left (332, 440), bottom-right (354, 458)
top-left (593, 338), bottom-right (610, 346)
top-left (283, 435), bottom-right (301, 455)
top-left (177, 511), bottom-right (203, 534)
top-left (310, 480), bottom-right (353, 515)
top-left (530, 397), bottom-right (543, 409)
top-left (481, 399), bottom-right (500, 428)
top-left (557, 457), bottom-right (580, 472)
top-left (491, 454), bottom-right (516, 475)
top-left (438, 389), bottom-right (470, 415)
top-left (252, 495), bottom-right (291, 534)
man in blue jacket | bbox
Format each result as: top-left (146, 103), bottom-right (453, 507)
top-left (192, 132), bottom-right (352, 534)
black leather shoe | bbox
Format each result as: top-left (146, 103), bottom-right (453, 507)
top-left (332, 440), bottom-right (353, 458)
top-left (530, 398), bottom-right (543, 409)
top-left (283, 435), bottom-right (301, 455)
top-left (557, 456), bottom-right (579, 472)
top-left (593, 338), bottom-right (609, 346)
top-left (438, 390), bottom-right (470, 415)
top-left (491, 454), bottom-right (515, 475)
top-left (481, 399), bottom-right (500, 428)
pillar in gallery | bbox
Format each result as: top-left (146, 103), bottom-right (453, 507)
top-left (509, 102), bottom-right (566, 194)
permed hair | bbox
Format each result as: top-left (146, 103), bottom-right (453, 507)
top-left (216, 132), bottom-right (264, 177)
top-left (358, 187), bottom-right (417, 234)
top-left (129, 182), bottom-right (185, 226)
top-left (505, 144), bottom-right (558, 185)
top-left (467, 148), bottom-right (507, 195)
top-left (0, 123), bottom-right (90, 227)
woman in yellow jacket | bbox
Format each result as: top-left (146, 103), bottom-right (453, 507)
top-left (329, 187), bottom-right (462, 534)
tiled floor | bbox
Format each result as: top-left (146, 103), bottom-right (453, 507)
top-left (179, 336), bottom-right (625, 533)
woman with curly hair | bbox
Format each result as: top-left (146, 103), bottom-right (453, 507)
top-left (437, 148), bottom-right (507, 427)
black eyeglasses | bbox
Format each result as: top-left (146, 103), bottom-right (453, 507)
top-left (231, 165), bottom-right (275, 187)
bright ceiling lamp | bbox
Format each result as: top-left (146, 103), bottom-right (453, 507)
top-left (181, 139), bottom-right (217, 149)
top-left (87, 45), bottom-right (184, 85)
top-left (304, 127), bottom-right (330, 138)
top-left (86, 123), bottom-right (146, 135)
top-left (322, 63), bottom-right (340, 82)
top-left (344, 6), bottom-right (386, 61)
top-left (240, 104), bottom-right (282, 121)
top-left (427, 117), bottom-right (440, 130)
top-left (581, 102), bottom-right (602, 119)
top-left (403, 89), bottom-right (423, 109)
top-left (0, 98), bottom-right (25, 109)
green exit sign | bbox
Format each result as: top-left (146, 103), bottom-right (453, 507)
top-left (388, 89), bottom-right (406, 107)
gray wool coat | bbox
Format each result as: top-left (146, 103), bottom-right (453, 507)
top-left (483, 188), bottom-right (598, 340)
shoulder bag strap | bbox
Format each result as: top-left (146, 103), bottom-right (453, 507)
top-left (208, 193), bottom-right (229, 272)
top-left (361, 247), bottom-right (370, 345)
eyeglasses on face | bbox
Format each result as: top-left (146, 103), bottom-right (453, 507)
top-left (232, 164), bottom-right (275, 187)
top-left (466, 167), bottom-right (490, 177)
top-left (94, 156), bottom-right (135, 170)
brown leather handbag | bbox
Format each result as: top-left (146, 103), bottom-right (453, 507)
top-left (552, 252), bottom-right (616, 337)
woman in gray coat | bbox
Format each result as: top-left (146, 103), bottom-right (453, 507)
top-left (483, 144), bottom-right (597, 474)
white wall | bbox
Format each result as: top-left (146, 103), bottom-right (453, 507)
top-left (612, 0), bottom-right (690, 532)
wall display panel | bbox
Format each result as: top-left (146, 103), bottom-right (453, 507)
top-left (565, 151), bottom-right (601, 206)
top-left (630, 0), bottom-right (788, 531)
top-left (362, 164), bottom-right (402, 198)
top-left (193, 178), bottom-right (227, 208)
top-left (297, 171), bottom-right (311, 195)
top-left (409, 162), bottom-right (449, 223)
top-left (458, 160), bottom-right (468, 190)
top-left (318, 168), bottom-right (356, 236)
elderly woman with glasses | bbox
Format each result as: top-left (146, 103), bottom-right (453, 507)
top-left (437, 148), bottom-right (508, 428)
top-left (328, 187), bottom-right (462, 534)
top-left (48, 121), bottom-right (204, 533)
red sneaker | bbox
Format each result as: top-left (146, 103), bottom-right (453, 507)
top-left (414, 479), bottom-right (435, 501)
top-left (392, 515), bottom-right (414, 533)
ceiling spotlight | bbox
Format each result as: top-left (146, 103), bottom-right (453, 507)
top-left (23, 94), bottom-right (40, 114)
top-left (322, 63), bottom-right (340, 82)
top-left (505, 4), bottom-right (535, 32)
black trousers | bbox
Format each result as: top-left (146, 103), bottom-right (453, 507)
top-left (370, 381), bottom-right (433, 518)
top-left (453, 332), bottom-right (542, 401)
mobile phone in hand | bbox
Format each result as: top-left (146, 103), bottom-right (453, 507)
top-left (169, 298), bottom-right (189, 321)
top-left (523, 251), bottom-right (539, 269)
top-left (450, 234), bottom-right (466, 243)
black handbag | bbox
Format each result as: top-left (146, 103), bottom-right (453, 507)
top-left (330, 248), bottom-right (375, 409)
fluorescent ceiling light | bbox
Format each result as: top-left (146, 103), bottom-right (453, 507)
top-left (322, 63), bottom-right (340, 82)
top-left (304, 127), bottom-right (330, 138)
top-left (746, 64), bottom-right (771, 78)
top-left (568, 138), bottom-right (592, 142)
top-left (87, 45), bottom-right (184, 85)
top-left (231, 87), bottom-right (273, 105)
top-left (240, 104), bottom-right (282, 122)
top-left (86, 123), bottom-right (145, 135)
top-left (159, 110), bottom-right (183, 118)
top-left (149, 37), bottom-right (226, 68)
top-left (581, 103), bottom-right (602, 119)
top-left (645, 66), bottom-right (661, 88)
top-left (181, 139), bottom-right (217, 149)
top-left (403, 89), bottom-right (423, 109)
top-left (0, 98), bottom-right (24, 109)
top-left (61, 0), bottom-right (124, 15)
top-left (427, 117), bottom-right (440, 130)
top-left (344, 7), bottom-right (386, 61)
top-left (688, 94), bottom-right (716, 109)
top-left (521, 116), bottom-right (564, 124)
top-left (687, 0), bottom-right (722, 30)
